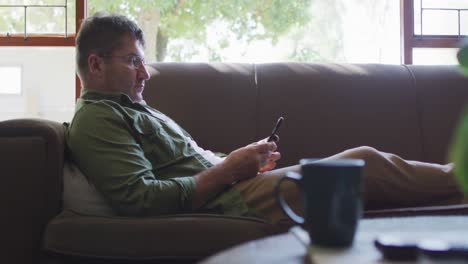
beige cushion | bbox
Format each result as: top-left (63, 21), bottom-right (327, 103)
top-left (62, 161), bottom-right (115, 216)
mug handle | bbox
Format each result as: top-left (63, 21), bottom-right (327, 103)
top-left (274, 171), bottom-right (304, 225)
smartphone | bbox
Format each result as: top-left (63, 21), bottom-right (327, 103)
top-left (267, 117), bottom-right (284, 142)
top-left (375, 235), bottom-right (468, 262)
top-left (374, 235), bottom-right (419, 261)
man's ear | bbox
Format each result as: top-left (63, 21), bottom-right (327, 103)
top-left (87, 54), bottom-right (105, 76)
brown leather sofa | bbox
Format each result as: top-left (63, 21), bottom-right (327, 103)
top-left (1, 63), bottom-right (468, 264)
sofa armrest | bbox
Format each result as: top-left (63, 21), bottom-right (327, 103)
top-left (0, 118), bottom-right (65, 263)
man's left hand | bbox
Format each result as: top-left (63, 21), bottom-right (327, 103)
top-left (256, 137), bottom-right (281, 172)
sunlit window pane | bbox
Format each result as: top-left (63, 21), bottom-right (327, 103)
top-left (413, 48), bottom-right (458, 65)
top-left (462, 11), bottom-right (468, 35)
top-left (0, 0), bottom-right (75, 35)
top-left (423, 0), bottom-right (468, 9)
top-left (415, 0), bottom-right (468, 36)
top-left (66, 0), bottom-right (76, 34)
top-left (0, 47), bottom-right (75, 122)
top-left (414, 0), bottom-right (422, 35)
top-left (88, 0), bottom-right (400, 64)
top-left (422, 10), bottom-right (459, 35)
top-left (4, 0), bottom-right (66, 4)
top-left (0, 66), bottom-right (21, 95)
top-left (27, 7), bottom-right (68, 34)
top-left (1, 0), bottom-right (22, 4)
top-left (0, 7), bottom-right (24, 34)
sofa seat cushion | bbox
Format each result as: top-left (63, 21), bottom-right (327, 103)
top-left (42, 210), bottom-right (279, 262)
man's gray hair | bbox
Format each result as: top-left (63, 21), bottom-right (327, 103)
top-left (75, 12), bottom-right (145, 80)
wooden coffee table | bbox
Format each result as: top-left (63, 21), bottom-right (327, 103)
top-left (200, 216), bottom-right (468, 264)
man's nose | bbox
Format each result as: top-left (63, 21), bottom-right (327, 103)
top-left (138, 65), bottom-right (150, 80)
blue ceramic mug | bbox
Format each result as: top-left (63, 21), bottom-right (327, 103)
top-left (274, 159), bottom-right (364, 247)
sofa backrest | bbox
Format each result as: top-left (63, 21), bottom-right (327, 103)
top-left (256, 63), bottom-right (425, 166)
top-left (407, 65), bottom-right (468, 163)
top-left (144, 63), bottom-right (258, 153)
top-left (145, 63), bottom-right (468, 167)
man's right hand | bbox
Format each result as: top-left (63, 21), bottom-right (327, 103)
top-left (220, 141), bottom-right (277, 184)
top-left (192, 141), bottom-right (277, 209)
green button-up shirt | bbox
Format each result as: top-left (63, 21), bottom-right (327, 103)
top-left (66, 89), bottom-right (254, 217)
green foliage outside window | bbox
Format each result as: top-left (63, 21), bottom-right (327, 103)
top-left (88, 0), bottom-right (312, 62)
top-left (0, 0), bottom-right (76, 35)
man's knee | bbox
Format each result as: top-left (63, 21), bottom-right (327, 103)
top-left (345, 146), bottom-right (383, 162)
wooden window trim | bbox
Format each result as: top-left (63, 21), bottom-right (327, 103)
top-left (412, 36), bottom-right (467, 48)
top-left (401, 0), bottom-right (414, 64)
top-left (401, 0), bottom-right (468, 64)
top-left (0, 35), bottom-right (76, 46)
top-left (0, 0), bottom-right (86, 47)
top-left (0, 1), bottom-right (86, 99)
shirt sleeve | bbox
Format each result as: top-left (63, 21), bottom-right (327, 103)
top-left (66, 102), bottom-right (196, 216)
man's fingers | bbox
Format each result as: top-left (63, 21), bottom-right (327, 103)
top-left (270, 152), bottom-right (281, 161)
top-left (259, 161), bottom-right (277, 172)
top-left (252, 141), bottom-right (277, 153)
top-left (259, 135), bottom-right (280, 143)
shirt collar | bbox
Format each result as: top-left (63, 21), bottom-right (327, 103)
top-left (76, 88), bottom-right (147, 112)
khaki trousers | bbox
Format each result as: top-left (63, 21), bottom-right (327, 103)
top-left (233, 146), bottom-right (462, 228)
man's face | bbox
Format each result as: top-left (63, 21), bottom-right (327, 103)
top-left (102, 35), bottom-right (150, 102)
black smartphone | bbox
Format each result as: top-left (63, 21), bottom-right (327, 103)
top-left (419, 240), bottom-right (468, 262)
top-left (267, 117), bottom-right (284, 142)
top-left (375, 235), bottom-right (468, 262)
top-left (374, 235), bottom-right (419, 261)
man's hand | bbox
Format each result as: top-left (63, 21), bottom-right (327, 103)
top-left (256, 137), bottom-right (281, 172)
top-left (221, 140), bottom-right (279, 183)
top-left (192, 138), bottom-right (280, 209)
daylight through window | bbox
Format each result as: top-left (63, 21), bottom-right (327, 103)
top-left (0, 66), bottom-right (21, 95)
top-left (402, 0), bottom-right (468, 64)
top-left (88, 0), bottom-right (400, 64)
top-left (0, 0), bottom-right (77, 46)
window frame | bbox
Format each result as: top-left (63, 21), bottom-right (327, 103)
top-left (0, 0), bottom-right (86, 99)
top-left (400, 0), bottom-right (468, 64)
top-left (0, 0), bottom-right (86, 47)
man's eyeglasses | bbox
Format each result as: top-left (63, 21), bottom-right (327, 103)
top-left (102, 54), bottom-right (146, 69)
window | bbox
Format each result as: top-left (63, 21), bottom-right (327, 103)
top-left (88, 0), bottom-right (400, 64)
top-left (0, 1), bottom-right (85, 122)
top-left (401, 0), bottom-right (468, 64)
top-left (413, 48), bottom-right (459, 65)
top-left (0, 66), bottom-right (21, 95)
top-left (0, 0), bottom-right (83, 46)
top-left (0, 0), bottom-right (462, 117)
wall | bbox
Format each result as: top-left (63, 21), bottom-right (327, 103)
top-left (0, 47), bottom-right (75, 122)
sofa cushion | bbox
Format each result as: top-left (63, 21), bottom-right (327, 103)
top-left (63, 161), bottom-right (116, 216)
top-left (255, 63), bottom-right (424, 167)
top-left (42, 210), bottom-right (279, 262)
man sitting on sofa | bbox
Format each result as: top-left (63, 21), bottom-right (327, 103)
top-left (66, 12), bottom-right (462, 228)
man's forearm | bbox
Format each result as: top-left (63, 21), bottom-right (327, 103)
top-left (192, 163), bottom-right (234, 209)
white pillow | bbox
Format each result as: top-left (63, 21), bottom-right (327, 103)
top-left (62, 161), bottom-right (116, 216)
